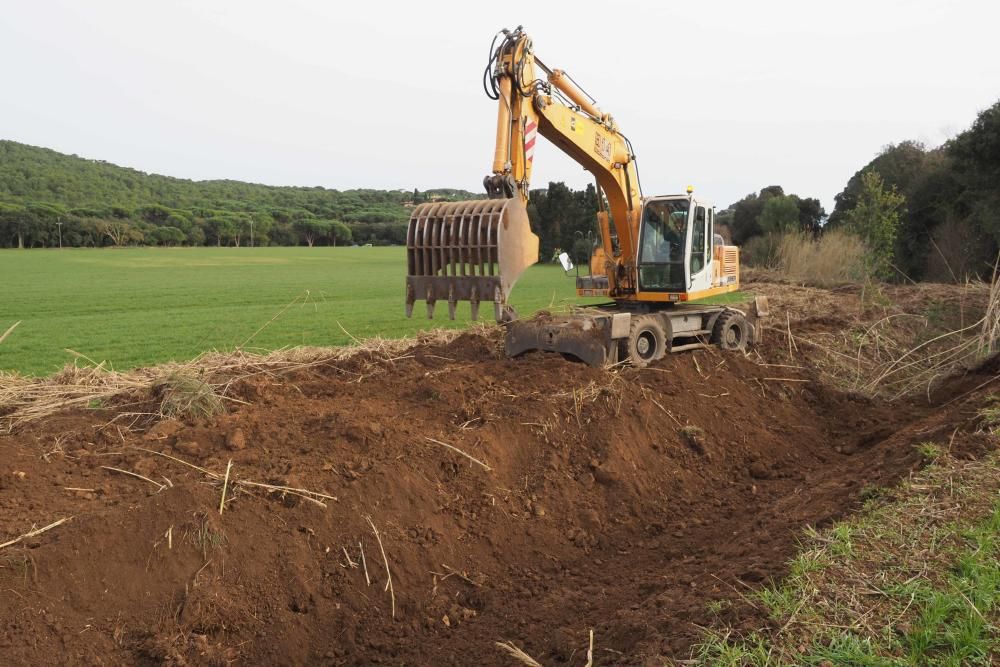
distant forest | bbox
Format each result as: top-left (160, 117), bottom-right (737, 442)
top-left (2, 98), bottom-right (998, 282)
top-left (0, 140), bottom-right (476, 249)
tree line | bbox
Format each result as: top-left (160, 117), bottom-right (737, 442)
top-left (722, 100), bottom-right (1000, 282)
top-left (0, 137), bottom-right (605, 254)
top-left (0, 201), bottom-right (359, 249)
top-left (0, 141), bottom-right (475, 248)
top-left (4, 97), bottom-right (998, 282)
top-left (825, 100), bottom-right (1000, 282)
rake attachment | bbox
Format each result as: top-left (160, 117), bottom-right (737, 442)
top-left (405, 198), bottom-right (539, 322)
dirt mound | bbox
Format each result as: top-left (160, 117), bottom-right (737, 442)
top-left (2, 324), bottom-right (998, 664)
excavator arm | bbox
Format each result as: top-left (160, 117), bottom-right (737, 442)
top-left (406, 27), bottom-right (642, 321)
top-left (484, 28), bottom-right (642, 263)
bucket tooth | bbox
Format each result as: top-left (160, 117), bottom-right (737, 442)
top-left (470, 287), bottom-right (480, 321)
top-left (447, 285), bottom-right (457, 320)
top-left (405, 284), bottom-right (415, 318)
top-left (425, 286), bottom-right (435, 319)
top-left (492, 286), bottom-right (503, 322)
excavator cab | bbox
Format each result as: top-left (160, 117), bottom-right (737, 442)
top-left (636, 194), bottom-right (719, 297)
top-left (575, 192), bottom-right (740, 304)
top-left (637, 197), bottom-right (691, 292)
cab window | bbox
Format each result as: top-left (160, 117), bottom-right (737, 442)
top-left (690, 206), bottom-right (706, 274)
top-left (638, 199), bottom-right (688, 291)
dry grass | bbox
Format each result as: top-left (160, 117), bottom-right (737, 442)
top-left (745, 275), bottom-right (998, 400)
top-left (134, 446), bottom-right (338, 511)
top-left (0, 328), bottom-right (472, 432)
top-left (0, 321), bottom-right (20, 346)
top-left (979, 260), bottom-right (1000, 357)
top-left (777, 230), bottom-right (870, 286)
top-left (552, 372), bottom-right (627, 419)
top-left (425, 437), bottom-right (493, 471)
top-left (0, 517), bottom-right (73, 550)
top-left (365, 515), bottom-right (396, 619)
top-left (742, 230), bottom-right (870, 286)
top-left (857, 314), bottom-right (993, 399)
top-left (495, 640), bottom-right (544, 667)
top-left (156, 371), bottom-right (224, 419)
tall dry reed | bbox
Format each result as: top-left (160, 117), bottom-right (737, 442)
top-left (777, 230), bottom-right (870, 285)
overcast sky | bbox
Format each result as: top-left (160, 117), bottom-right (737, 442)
top-left (2, 0), bottom-right (998, 212)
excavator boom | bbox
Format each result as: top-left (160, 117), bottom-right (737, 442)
top-left (405, 26), bottom-right (641, 321)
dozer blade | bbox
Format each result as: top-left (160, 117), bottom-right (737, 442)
top-left (405, 198), bottom-right (539, 322)
top-left (505, 314), bottom-right (616, 367)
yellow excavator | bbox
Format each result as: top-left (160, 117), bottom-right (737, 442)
top-left (405, 26), bottom-right (767, 366)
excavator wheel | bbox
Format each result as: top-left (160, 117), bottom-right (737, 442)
top-left (626, 315), bottom-right (667, 367)
top-left (711, 311), bottom-right (752, 352)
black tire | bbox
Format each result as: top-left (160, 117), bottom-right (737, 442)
top-left (711, 311), bottom-right (751, 351)
top-left (627, 315), bottom-right (667, 367)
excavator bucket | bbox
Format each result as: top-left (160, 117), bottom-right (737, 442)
top-left (405, 198), bottom-right (539, 321)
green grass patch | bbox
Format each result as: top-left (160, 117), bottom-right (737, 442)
top-left (690, 427), bottom-right (1000, 666)
top-left (155, 370), bottom-right (224, 419)
top-left (916, 441), bottom-right (945, 463)
top-left (979, 395), bottom-right (1000, 435)
top-left (0, 247), bottom-right (745, 375)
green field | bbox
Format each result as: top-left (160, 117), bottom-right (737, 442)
top-left (0, 247), bottom-right (745, 376)
top-left (0, 247), bottom-right (593, 375)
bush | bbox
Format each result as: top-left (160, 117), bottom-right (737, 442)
top-left (742, 234), bottom-right (783, 268)
top-left (571, 237), bottom-right (593, 265)
top-left (843, 171), bottom-right (905, 280)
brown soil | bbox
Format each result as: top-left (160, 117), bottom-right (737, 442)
top-left (2, 286), bottom-right (998, 665)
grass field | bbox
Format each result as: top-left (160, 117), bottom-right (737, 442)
top-left (0, 247), bottom-right (744, 376)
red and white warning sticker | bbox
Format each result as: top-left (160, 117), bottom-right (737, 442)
top-left (524, 119), bottom-right (537, 163)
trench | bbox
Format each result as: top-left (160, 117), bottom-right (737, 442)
top-left (0, 331), bottom-right (994, 665)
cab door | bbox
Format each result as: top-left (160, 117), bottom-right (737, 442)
top-left (687, 201), bottom-right (713, 293)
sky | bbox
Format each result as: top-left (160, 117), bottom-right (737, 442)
top-left (2, 0), bottom-right (998, 212)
